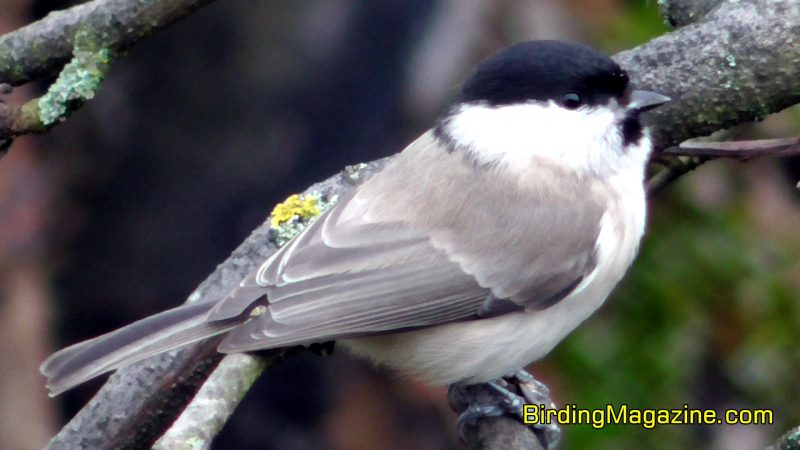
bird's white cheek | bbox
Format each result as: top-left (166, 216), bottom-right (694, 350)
top-left (443, 101), bottom-right (635, 177)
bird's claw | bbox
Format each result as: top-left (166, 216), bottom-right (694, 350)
top-left (451, 369), bottom-right (561, 449)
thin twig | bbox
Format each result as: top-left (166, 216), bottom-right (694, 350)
top-left (647, 137), bottom-right (800, 195)
top-left (662, 137), bottom-right (800, 161)
top-left (153, 354), bottom-right (274, 450)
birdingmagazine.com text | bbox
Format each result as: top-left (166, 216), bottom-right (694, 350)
top-left (523, 404), bottom-right (774, 429)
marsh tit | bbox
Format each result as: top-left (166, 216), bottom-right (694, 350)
top-left (41, 40), bottom-right (669, 396)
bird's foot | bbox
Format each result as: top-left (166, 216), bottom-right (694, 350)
top-left (449, 369), bottom-right (561, 449)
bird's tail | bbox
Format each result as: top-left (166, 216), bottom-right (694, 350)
top-left (41, 301), bottom-right (240, 396)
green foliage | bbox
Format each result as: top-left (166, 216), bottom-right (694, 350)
top-left (551, 184), bottom-right (800, 449)
top-left (592, 1), bottom-right (670, 52)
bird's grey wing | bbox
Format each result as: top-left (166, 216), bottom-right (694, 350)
top-left (209, 131), bottom-right (605, 351)
top-left (212, 190), bottom-right (492, 351)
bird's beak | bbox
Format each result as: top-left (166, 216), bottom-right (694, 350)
top-left (628, 90), bottom-right (671, 113)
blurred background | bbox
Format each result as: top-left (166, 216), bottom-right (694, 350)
top-left (0, 0), bottom-right (798, 449)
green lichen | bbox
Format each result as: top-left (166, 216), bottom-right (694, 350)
top-left (726, 54), bottom-right (737, 67)
top-left (37, 28), bottom-right (114, 126)
top-left (269, 193), bottom-right (337, 246)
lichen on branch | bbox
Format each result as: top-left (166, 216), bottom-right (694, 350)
top-left (36, 28), bottom-right (114, 126)
top-left (0, 0), bottom-right (219, 150)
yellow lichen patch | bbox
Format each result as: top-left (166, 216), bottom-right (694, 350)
top-left (270, 194), bottom-right (322, 228)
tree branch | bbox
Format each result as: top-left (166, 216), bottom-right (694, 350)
top-left (617, 0), bottom-right (800, 189)
top-left (0, 0), bottom-right (219, 146)
top-left (43, 0), bottom-right (800, 449)
top-left (45, 337), bottom-right (225, 450)
top-left (0, 0), bottom-right (219, 87)
top-left (152, 353), bottom-right (275, 450)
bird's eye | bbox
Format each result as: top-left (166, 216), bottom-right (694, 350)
top-left (560, 92), bottom-right (582, 109)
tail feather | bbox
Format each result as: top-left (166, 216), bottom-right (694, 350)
top-left (41, 301), bottom-right (240, 396)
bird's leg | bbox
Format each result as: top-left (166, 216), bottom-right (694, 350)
top-left (449, 369), bottom-right (561, 449)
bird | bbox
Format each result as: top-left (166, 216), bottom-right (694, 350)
top-left (41, 40), bottom-right (668, 422)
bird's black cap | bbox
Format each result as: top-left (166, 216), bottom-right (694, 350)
top-left (455, 40), bottom-right (629, 108)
